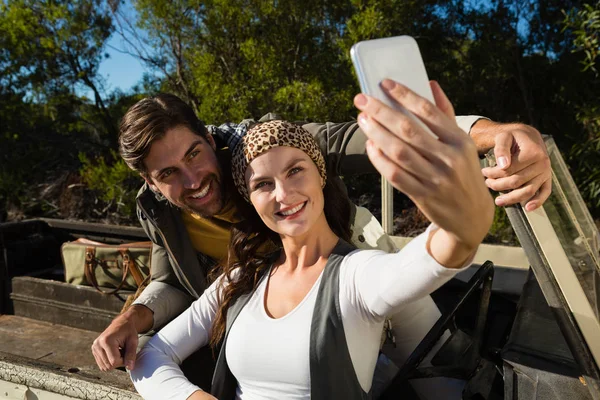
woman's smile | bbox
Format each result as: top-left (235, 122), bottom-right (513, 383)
top-left (275, 201), bottom-right (307, 219)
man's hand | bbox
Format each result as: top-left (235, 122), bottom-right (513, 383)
top-left (353, 80), bottom-right (494, 268)
top-left (91, 304), bottom-right (153, 371)
top-left (470, 120), bottom-right (552, 211)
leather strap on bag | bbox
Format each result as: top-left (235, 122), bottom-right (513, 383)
top-left (121, 249), bottom-right (145, 287)
top-left (84, 246), bottom-right (131, 295)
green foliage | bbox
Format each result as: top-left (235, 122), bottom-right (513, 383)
top-left (0, 0), bottom-right (147, 221)
top-left (0, 0), bottom-right (113, 91)
top-left (486, 205), bottom-right (520, 246)
top-left (561, 2), bottom-right (600, 215)
top-left (79, 151), bottom-right (143, 218)
top-left (0, 89), bottom-right (79, 212)
top-left (129, 0), bottom-right (440, 123)
top-left (0, 83), bottom-right (144, 222)
top-left (563, 2), bottom-right (600, 74)
top-left (0, 0), bottom-right (118, 139)
top-left (2, 0), bottom-right (600, 232)
top-left (568, 105), bottom-right (600, 214)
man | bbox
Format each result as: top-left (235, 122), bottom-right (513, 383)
top-left (92, 87), bottom-right (550, 391)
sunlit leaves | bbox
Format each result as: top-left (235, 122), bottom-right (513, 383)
top-left (563, 2), bottom-right (600, 74)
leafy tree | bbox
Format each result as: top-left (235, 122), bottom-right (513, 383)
top-left (106, 0), bottom-right (600, 225)
top-left (115, 0), bottom-right (444, 124)
top-left (563, 1), bottom-right (600, 74)
top-left (2, 0), bottom-right (599, 229)
top-left (0, 0), bottom-right (118, 138)
top-left (0, 0), bottom-right (147, 222)
top-left (562, 2), bottom-right (600, 213)
top-left (79, 150), bottom-right (142, 220)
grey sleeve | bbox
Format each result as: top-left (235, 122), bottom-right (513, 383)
top-left (132, 280), bottom-right (194, 331)
top-left (132, 242), bottom-right (194, 330)
top-left (303, 115), bottom-right (488, 177)
top-left (137, 207), bottom-right (189, 290)
top-left (302, 121), bottom-right (375, 176)
top-left (146, 241), bottom-right (188, 288)
top-left (136, 207), bottom-right (194, 330)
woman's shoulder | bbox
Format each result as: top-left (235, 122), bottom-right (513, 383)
top-left (342, 247), bottom-right (392, 266)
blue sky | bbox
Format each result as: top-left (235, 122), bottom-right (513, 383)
top-left (93, 34), bottom-right (147, 96)
top-left (77, 34), bottom-right (146, 100)
top-left (82, 0), bottom-right (148, 99)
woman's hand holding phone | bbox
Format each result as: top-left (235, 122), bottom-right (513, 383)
top-left (354, 80), bottom-right (495, 269)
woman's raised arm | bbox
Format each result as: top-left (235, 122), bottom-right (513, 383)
top-left (354, 79), bottom-right (494, 269)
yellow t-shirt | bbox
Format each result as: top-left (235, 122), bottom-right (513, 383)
top-left (181, 200), bottom-right (241, 265)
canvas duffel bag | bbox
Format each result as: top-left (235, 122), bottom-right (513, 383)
top-left (62, 238), bottom-right (152, 295)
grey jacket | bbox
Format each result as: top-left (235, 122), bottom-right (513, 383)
top-left (133, 116), bottom-right (483, 330)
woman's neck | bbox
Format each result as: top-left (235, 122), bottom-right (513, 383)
top-left (278, 214), bottom-right (339, 271)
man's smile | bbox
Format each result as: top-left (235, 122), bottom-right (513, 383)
top-left (190, 182), bottom-right (211, 200)
top-left (186, 180), bottom-right (215, 205)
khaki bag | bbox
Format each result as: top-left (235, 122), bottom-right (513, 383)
top-left (61, 238), bottom-right (152, 295)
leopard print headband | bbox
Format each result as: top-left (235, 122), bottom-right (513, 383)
top-left (231, 120), bottom-right (327, 202)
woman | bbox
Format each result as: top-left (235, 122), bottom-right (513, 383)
top-left (131, 81), bottom-right (494, 400)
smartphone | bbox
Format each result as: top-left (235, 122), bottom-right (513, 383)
top-left (350, 36), bottom-right (438, 139)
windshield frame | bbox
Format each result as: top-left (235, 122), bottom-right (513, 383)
top-left (489, 136), bottom-right (600, 396)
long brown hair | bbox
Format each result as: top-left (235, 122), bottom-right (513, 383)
top-left (209, 173), bottom-right (353, 348)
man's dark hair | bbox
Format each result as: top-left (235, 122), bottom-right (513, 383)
top-left (119, 93), bottom-right (207, 176)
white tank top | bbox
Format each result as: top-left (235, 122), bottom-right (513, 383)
top-left (225, 269), bottom-right (323, 399)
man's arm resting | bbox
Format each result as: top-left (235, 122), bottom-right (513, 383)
top-left (306, 110), bottom-right (551, 209)
top-left (303, 116), bottom-right (485, 177)
top-left (469, 118), bottom-right (509, 155)
top-left (91, 303), bottom-right (152, 371)
top-left (123, 303), bottom-right (154, 334)
top-left (468, 118), bottom-right (546, 156)
top-left (134, 239), bottom-right (196, 330)
top-left (470, 119), bottom-right (552, 210)
top-left (91, 281), bottom-right (193, 371)
top-left (455, 115), bottom-right (488, 137)
top-left (133, 280), bottom-right (195, 331)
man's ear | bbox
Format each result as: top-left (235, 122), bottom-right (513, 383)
top-left (205, 133), bottom-right (217, 151)
top-left (142, 173), bottom-right (160, 193)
